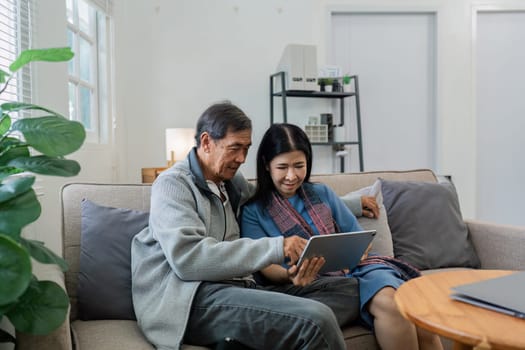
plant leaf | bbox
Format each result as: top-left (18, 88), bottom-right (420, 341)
top-left (0, 114), bottom-right (10, 135)
top-left (0, 139), bottom-right (30, 167)
top-left (9, 47), bottom-right (74, 73)
top-left (6, 279), bottom-right (69, 335)
top-left (8, 156), bottom-right (81, 177)
top-left (0, 69), bottom-right (9, 84)
top-left (0, 166), bottom-right (24, 181)
top-left (20, 238), bottom-right (68, 272)
top-left (0, 175), bottom-right (35, 203)
top-left (0, 189), bottom-right (40, 237)
top-left (12, 116), bottom-right (85, 156)
top-left (0, 234), bottom-right (32, 305)
top-left (1, 102), bottom-right (65, 119)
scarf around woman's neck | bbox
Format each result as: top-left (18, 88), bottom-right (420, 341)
top-left (266, 183), bottom-right (338, 239)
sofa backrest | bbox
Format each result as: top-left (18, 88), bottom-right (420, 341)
top-left (61, 169), bottom-right (436, 320)
top-left (309, 169), bottom-right (437, 196)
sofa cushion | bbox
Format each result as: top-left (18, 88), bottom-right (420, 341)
top-left (71, 320), bottom-right (157, 350)
top-left (381, 179), bottom-right (480, 270)
top-left (340, 180), bottom-right (394, 257)
top-left (342, 324), bottom-right (377, 349)
top-left (78, 199), bottom-right (149, 320)
top-left (70, 321), bottom-right (376, 350)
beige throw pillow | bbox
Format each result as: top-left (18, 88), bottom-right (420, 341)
top-left (340, 180), bottom-right (394, 257)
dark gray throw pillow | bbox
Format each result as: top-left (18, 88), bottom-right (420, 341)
top-left (380, 179), bottom-right (480, 270)
top-left (79, 199), bottom-right (149, 320)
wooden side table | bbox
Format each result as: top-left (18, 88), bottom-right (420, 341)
top-left (394, 270), bottom-right (525, 350)
top-left (141, 167), bottom-right (167, 183)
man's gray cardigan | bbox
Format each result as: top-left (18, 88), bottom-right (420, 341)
top-left (131, 149), bottom-right (284, 349)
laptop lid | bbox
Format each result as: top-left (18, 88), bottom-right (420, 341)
top-left (450, 271), bottom-right (525, 319)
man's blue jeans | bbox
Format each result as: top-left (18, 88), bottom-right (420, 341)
top-left (185, 276), bottom-right (360, 350)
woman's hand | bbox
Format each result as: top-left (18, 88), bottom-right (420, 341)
top-left (361, 196), bottom-right (380, 218)
top-left (287, 257), bottom-right (325, 286)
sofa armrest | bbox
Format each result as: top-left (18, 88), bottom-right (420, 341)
top-left (466, 219), bottom-right (525, 270)
top-left (16, 262), bottom-right (72, 350)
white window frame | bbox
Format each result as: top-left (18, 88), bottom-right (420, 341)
top-left (66, 0), bottom-right (112, 144)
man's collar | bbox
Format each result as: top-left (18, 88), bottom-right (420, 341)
top-left (188, 147), bottom-right (209, 191)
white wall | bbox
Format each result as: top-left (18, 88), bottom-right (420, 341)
top-left (30, 0), bottom-right (525, 252)
top-left (113, 0), bottom-right (479, 216)
top-left (113, 0), bottom-right (318, 181)
top-left (23, 0), bottom-right (78, 255)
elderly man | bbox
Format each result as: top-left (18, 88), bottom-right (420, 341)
top-left (131, 102), bottom-right (360, 350)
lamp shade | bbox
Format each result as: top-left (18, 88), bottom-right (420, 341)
top-left (166, 128), bottom-right (195, 165)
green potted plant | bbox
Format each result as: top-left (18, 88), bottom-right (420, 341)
top-left (0, 48), bottom-right (85, 345)
top-left (342, 74), bottom-right (352, 92)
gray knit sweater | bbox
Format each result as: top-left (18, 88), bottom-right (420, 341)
top-left (131, 149), bottom-right (284, 349)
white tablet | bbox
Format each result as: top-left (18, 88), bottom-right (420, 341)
top-left (296, 230), bottom-right (376, 274)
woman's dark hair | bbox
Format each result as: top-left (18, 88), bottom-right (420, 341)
top-left (252, 123), bottom-right (312, 206)
top-left (195, 101), bottom-right (252, 146)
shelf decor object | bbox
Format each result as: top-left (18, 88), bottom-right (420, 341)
top-left (276, 44), bottom-right (318, 91)
top-left (165, 128), bottom-right (195, 167)
top-left (270, 71), bottom-right (364, 172)
top-left (342, 74), bottom-right (353, 92)
top-left (305, 124), bottom-right (329, 143)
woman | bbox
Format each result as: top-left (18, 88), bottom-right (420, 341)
top-left (240, 123), bottom-right (443, 350)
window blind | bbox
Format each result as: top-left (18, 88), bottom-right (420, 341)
top-left (0, 0), bottom-right (32, 106)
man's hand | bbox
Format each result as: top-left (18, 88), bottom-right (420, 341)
top-left (286, 257), bottom-right (325, 286)
top-left (283, 236), bottom-right (307, 266)
top-left (361, 196), bottom-right (380, 219)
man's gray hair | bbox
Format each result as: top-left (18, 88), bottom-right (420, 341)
top-left (195, 101), bottom-right (252, 147)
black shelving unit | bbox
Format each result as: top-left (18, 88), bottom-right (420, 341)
top-left (269, 71), bottom-right (364, 172)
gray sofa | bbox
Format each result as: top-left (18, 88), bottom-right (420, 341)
top-left (17, 169), bottom-right (525, 350)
